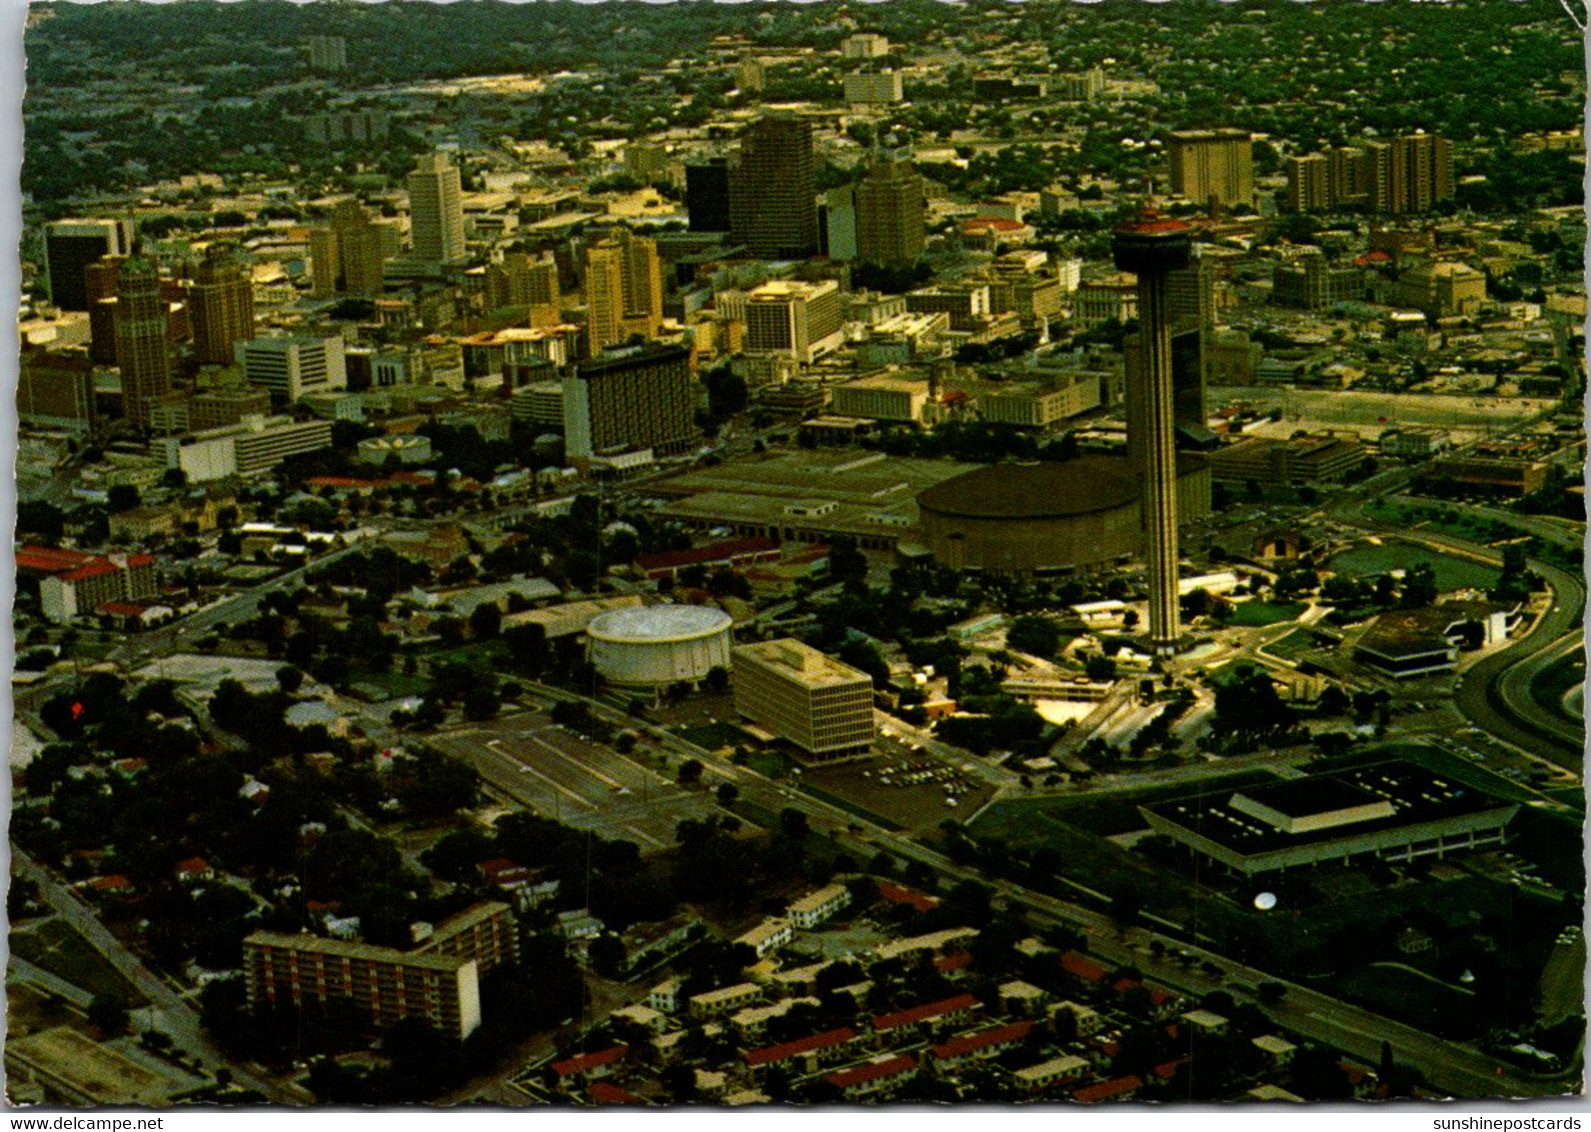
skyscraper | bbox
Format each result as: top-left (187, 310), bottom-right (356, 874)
top-left (583, 229), bottom-right (662, 355)
top-left (1114, 213), bottom-right (1194, 656)
top-left (1168, 129), bottom-right (1254, 210)
top-left (311, 199), bottom-right (389, 298)
top-left (85, 255), bottom-right (126, 365)
top-left (45, 218), bottom-right (133, 312)
top-left (408, 152), bottom-right (467, 267)
top-left (855, 154), bottom-right (926, 268)
top-left (730, 116), bottom-right (819, 260)
top-left (113, 258), bottom-right (172, 430)
top-left (485, 252), bottom-right (563, 327)
top-left (685, 159), bottom-right (733, 233)
top-left (188, 248), bottom-right (256, 366)
top-left (563, 342), bottom-right (697, 460)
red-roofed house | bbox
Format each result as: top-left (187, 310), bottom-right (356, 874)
top-left (1061, 952), bottom-right (1109, 987)
top-left (743, 1028), bottom-right (857, 1076)
top-left (586, 1081), bottom-right (644, 1106)
top-left (175, 857), bottom-right (214, 884)
top-left (824, 1055), bottom-right (917, 1100)
top-left (551, 1045), bottom-right (627, 1089)
top-left (871, 993), bottom-right (980, 1039)
top-left (476, 858), bottom-right (531, 891)
top-left (1152, 1056), bottom-right (1192, 1084)
top-left (929, 1020), bottom-right (1034, 1069)
top-left (877, 881), bottom-right (939, 914)
top-left (87, 875), bottom-right (133, 895)
top-left (1073, 1075), bottom-right (1143, 1104)
top-left (933, 950), bottom-right (974, 976)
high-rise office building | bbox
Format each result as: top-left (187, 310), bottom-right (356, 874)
top-left (563, 342), bottom-right (696, 460)
top-left (408, 152), bottom-right (467, 267)
top-left (685, 159), bottom-right (734, 233)
top-left (484, 252), bottom-right (563, 327)
top-left (19, 349), bottom-right (97, 431)
top-left (187, 248), bottom-right (255, 366)
top-left (237, 335), bottom-right (348, 402)
top-left (113, 258), bottom-right (172, 430)
top-left (311, 199), bottom-right (389, 298)
top-left (1114, 213), bottom-right (1194, 656)
top-left (1167, 129), bottom-right (1254, 210)
top-left (744, 279), bottom-right (845, 364)
top-left (855, 154), bottom-right (926, 268)
top-left (730, 116), bottom-right (819, 260)
top-left (821, 185), bottom-right (858, 261)
top-left (583, 229), bottom-right (662, 355)
top-left (85, 255), bottom-right (126, 365)
top-left (46, 218), bottom-right (133, 312)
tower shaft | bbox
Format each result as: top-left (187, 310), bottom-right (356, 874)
top-left (1134, 268), bottom-right (1182, 654)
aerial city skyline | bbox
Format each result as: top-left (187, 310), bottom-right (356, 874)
top-left (7, 0), bottom-right (1586, 1109)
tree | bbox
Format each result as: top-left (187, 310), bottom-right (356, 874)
top-left (1006, 616), bottom-right (1061, 659)
top-left (715, 783), bottom-right (739, 806)
top-left (469, 602), bottom-right (502, 641)
top-left (107, 484), bottom-right (141, 514)
top-left (275, 665), bottom-right (305, 695)
top-left (677, 759), bottom-right (704, 786)
top-left (1085, 655), bottom-right (1118, 682)
top-left (88, 993), bottom-right (129, 1036)
top-left (587, 933), bottom-right (626, 977)
top-left (462, 683), bottom-right (501, 722)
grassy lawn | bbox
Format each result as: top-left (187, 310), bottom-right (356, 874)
top-left (742, 748), bottom-right (795, 780)
top-left (348, 671), bottom-right (431, 700)
top-left (1328, 544), bottom-right (1501, 592)
top-left (1529, 649), bottom-right (1584, 719)
top-left (679, 722), bottom-right (746, 752)
top-left (10, 919), bottom-right (147, 1006)
top-left (1227, 601), bottom-right (1308, 627)
top-left (1262, 628), bottom-right (1318, 660)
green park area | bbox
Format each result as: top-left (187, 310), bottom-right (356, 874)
top-left (679, 721), bottom-right (746, 754)
top-left (1328, 544), bottom-right (1501, 592)
top-left (10, 919), bottom-right (147, 1006)
top-left (1227, 600), bottom-right (1308, 627)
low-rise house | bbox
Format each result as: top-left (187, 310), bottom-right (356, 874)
top-left (786, 883), bottom-right (852, 930)
top-left (736, 917), bottom-right (794, 959)
top-left (1010, 1054), bottom-right (1091, 1095)
top-left (689, 982), bottom-right (761, 1020)
top-left (743, 1028), bottom-right (858, 1078)
top-left (928, 1020), bottom-right (1034, 1070)
top-left (551, 1046), bottom-right (627, 1091)
top-left (824, 1054), bottom-right (918, 1100)
top-left (1252, 1034), bottom-right (1297, 1068)
top-left (871, 993), bottom-right (981, 1042)
top-left (1073, 1075), bottom-right (1143, 1104)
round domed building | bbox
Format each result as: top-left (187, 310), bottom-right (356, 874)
top-left (916, 455), bottom-right (1210, 573)
top-left (586, 604), bottom-right (734, 688)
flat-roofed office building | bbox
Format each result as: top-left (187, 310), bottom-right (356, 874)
top-left (734, 639), bottom-right (876, 760)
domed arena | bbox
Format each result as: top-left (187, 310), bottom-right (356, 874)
top-left (916, 455), bottom-right (1210, 573)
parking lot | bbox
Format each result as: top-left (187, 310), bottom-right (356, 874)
top-left (805, 745), bottom-right (997, 835)
top-left (430, 712), bottom-right (719, 850)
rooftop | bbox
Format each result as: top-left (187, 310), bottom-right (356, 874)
top-left (734, 639), bottom-right (871, 688)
